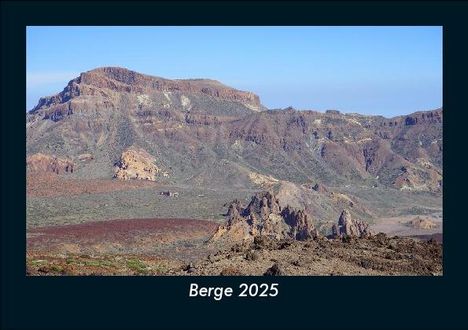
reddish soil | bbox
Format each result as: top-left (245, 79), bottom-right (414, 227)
top-left (27, 218), bottom-right (219, 261)
top-left (27, 173), bottom-right (155, 198)
top-left (28, 218), bottom-right (217, 238)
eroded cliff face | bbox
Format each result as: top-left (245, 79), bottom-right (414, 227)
top-left (27, 153), bottom-right (74, 175)
top-left (211, 191), bottom-right (318, 243)
top-left (29, 67), bottom-right (263, 118)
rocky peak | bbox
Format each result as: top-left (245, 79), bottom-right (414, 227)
top-left (211, 191), bottom-right (317, 243)
top-left (280, 206), bottom-right (314, 240)
top-left (403, 109), bottom-right (442, 126)
top-left (82, 67), bottom-right (143, 85)
top-left (243, 191), bottom-right (281, 218)
top-left (331, 209), bottom-right (371, 238)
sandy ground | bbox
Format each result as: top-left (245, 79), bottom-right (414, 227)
top-left (371, 213), bottom-right (442, 237)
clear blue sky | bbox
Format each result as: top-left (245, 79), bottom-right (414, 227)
top-left (27, 26), bottom-right (442, 117)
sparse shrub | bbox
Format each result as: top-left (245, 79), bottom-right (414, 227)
top-left (342, 235), bottom-right (352, 243)
top-left (231, 243), bottom-right (245, 253)
top-left (264, 263), bottom-right (284, 276)
top-left (126, 259), bottom-right (149, 275)
top-left (182, 263), bottom-right (196, 273)
top-left (245, 250), bottom-right (259, 261)
top-left (84, 259), bottom-right (102, 267)
top-left (360, 259), bottom-right (372, 269)
top-left (253, 236), bottom-right (266, 249)
top-left (278, 240), bottom-right (292, 250)
top-left (50, 265), bottom-right (64, 274)
top-left (254, 236), bottom-right (277, 250)
top-left (220, 267), bottom-right (243, 276)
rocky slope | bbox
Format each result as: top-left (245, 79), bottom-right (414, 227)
top-left (180, 233), bottom-right (442, 276)
top-left (26, 153), bottom-right (74, 175)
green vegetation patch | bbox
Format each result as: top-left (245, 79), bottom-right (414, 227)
top-left (126, 258), bottom-right (149, 275)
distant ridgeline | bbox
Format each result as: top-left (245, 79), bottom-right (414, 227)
top-left (27, 67), bottom-right (442, 196)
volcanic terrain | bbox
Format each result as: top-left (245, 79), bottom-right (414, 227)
top-left (26, 67), bottom-right (443, 275)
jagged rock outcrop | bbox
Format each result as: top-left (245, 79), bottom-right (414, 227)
top-left (27, 153), bottom-right (74, 175)
top-left (114, 147), bottom-right (165, 181)
top-left (211, 191), bottom-right (317, 243)
top-left (331, 209), bottom-right (371, 238)
top-left (403, 111), bottom-right (442, 126)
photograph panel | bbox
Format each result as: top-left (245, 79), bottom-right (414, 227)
top-left (25, 26), bottom-right (443, 276)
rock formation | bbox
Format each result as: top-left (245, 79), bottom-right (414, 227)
top-left (405, 216), bottom-right (439, 230)
top-left (27, 153), bottom-right (74, 175)
top-left (211, 191), bottom-right (318, 243)
top-left (114, 147), bottom-right (164, 181)
top-left (331, 209), bottom-right (371, 238)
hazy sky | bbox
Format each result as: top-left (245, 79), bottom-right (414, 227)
top-left (27, 26), bottom-right (442, 117)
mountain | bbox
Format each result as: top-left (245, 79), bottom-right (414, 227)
top-left (27, 67), bottom-right (263, 179)
top-left (27, 67), bottom-right (442, 191)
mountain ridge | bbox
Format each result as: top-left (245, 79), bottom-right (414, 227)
top-left (26, 67), bottom-right (443, 202)
top-left (30, 66), bottom-right (441, 118)
top-left (29, 67), bottom-right (264, 114)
